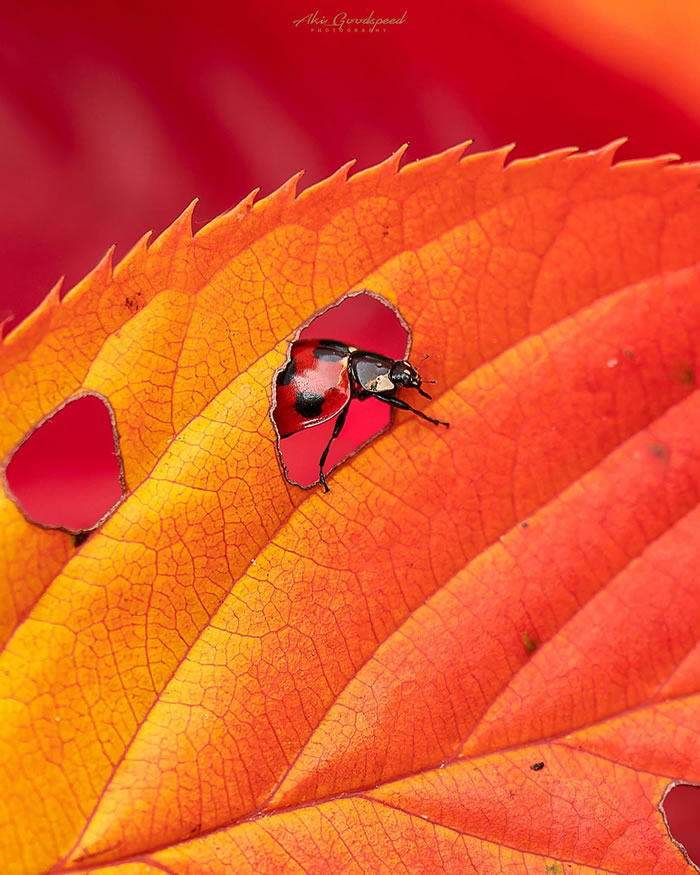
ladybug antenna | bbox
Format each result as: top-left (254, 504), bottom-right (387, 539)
top-left (416, 354), bottom-right (434, 379)
top-left (415, 353), bottom-right (437, 398)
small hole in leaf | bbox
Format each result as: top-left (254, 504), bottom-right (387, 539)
top-left (273, 290), bottom-right (410, 490)
top-left (661, 783), bottom-right (700, 868)
top-left (3, 393), bottom-right (125, 535)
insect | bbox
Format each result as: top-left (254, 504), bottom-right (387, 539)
top-left (274, 339), bottom-right (449, 492)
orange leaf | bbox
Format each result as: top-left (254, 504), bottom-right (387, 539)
top-left (1, 142), bottom-right (699, 873)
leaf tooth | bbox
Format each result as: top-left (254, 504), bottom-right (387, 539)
top-left (231, 169), bottom-right (304, 223)
top-left (0, 313), bottom-right (13, 343)
top-left (1, 276), bottom-right (63, 346)
top-left (199, 188), bottom-right (261, 241)
top-left (233, 187), bottom-right (260, 218)
top-left (38, 275), bottom-right (63, 308)
top-left (151, 198), bottom-right (198, 253)
top-left (617, 152), bottom-right (682, 170)
top-left (197, 170), bottom-right (304, 243)
top-left (276, 169), bottom-right (306, 206)
top-left (589, 136), bottom-right (629, 166)
top-left (347, 143), bottom-right (410, 189)
top-left (298, 159), bottom-right (356, 205)
top-left (446, 139), bottom-right (475, 162)
top-left (462, 142), bottom-right (515, 179)
top-left (110, 229), bottom-right (153, 284)
top-left (61, 244), bottom-right (116, 310)
top-left (401, 140), bottom-right (476, 178)
top-left (386, 141), bottom-right (410, 174)
top-left (506, 145), bottom-right (577, 172)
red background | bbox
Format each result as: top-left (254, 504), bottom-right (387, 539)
top-left (1, 0), bottom-right (698, 860)
top-left (2, 0), bottom-right (700, 329)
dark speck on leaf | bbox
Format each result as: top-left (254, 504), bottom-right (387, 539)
top-left (522, 632), bottom-right (538, 654)
top-left (648, 442), bottom-right (668, 462)
top-left (530, 761), bottom-right (545, 771)
top-left (521, 521), bottom-right (529, 528)
top-left (680, 363), bottom-right (695, 386)
top-left (124, 290), bottom-right (143, 314)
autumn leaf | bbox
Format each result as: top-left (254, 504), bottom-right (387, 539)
top-left (1, 142), bottom-right (700, 873)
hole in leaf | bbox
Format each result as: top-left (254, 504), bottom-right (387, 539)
top-left (3, 393), bottom-right (125, 535)
top-left (661, 783), bottom-right (700, 869)
top-left (273, 290), bottom-right (410, 489)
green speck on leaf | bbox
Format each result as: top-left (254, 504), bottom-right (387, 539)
top-left (522, 632), bottom-right (538, 654)
top-left (680, 363), bottom-right (695, 386)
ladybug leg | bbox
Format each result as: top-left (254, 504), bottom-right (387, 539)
top-left (318, 405), bottom-right (350, 493)
top-left (376, 394), bottom-right (449, 428)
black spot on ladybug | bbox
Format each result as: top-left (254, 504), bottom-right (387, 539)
top-left (295, 391), bottom-right (326, 419)
top-left (73, 531), bottom-right (90, 547)
top-left (530, 761), bottom-right (545, 771)
top-left (277, 356), bottom-right (296, 386)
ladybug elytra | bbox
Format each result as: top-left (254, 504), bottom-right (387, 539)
top-left (274, 339), bottom-right (449, 492)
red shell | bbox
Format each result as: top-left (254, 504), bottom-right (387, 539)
top-left (273, 340), bottom-right (352, 437)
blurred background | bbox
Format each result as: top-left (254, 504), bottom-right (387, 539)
top-left (2, 0), bottom-right (700, 328)
top-left (1, 0), bottom-right (699, 859)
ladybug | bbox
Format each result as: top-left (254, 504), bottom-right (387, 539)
top-left (274, 339), bottom-right (449, 492)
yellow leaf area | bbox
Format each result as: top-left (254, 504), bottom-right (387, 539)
top-left (1, 142), bottom-right (700, 874)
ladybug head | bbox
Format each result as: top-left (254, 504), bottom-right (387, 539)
top-left (389, 360), bottom-right (434, 399)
